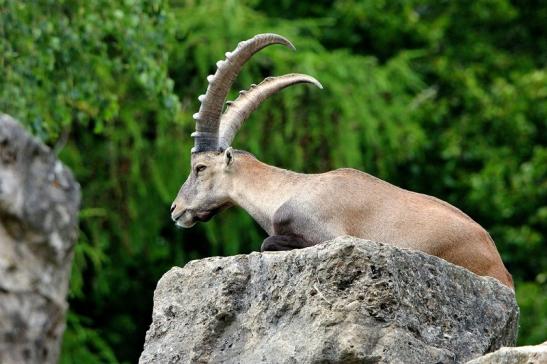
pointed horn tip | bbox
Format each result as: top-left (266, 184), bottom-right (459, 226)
top-left (286, 41), bottom-right (296, 51)
top-left (300, 75), bottom-right (323, 90)
top-left (286, 74), bottom-right (323, 89)
top-left (281, 38), bottom-right (296, 51)
top-left (313, 79), bottom-right (324, 89)
top-left (252, 33), bottom-right (296, 51)
top-left (276, 36), bottom-right (296, 51)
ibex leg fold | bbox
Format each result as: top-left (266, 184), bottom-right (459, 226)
top-left (260, 235), bottom-right (309, 252)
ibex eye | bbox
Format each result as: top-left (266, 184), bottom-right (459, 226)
top-left (196, 165), bottom-right (207, 173)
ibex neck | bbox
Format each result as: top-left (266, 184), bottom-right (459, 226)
top-left (229, 155), bottom-right (303, 235)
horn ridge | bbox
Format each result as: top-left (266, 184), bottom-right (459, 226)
top-left (191, 33), bottom-right (295, 153)
top-left (218, 73), bottom-right (323, 150)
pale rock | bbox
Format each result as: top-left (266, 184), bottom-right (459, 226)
top-left (140, 236), bottom-right (519, 364)
top-left (0, 114), bottom-right (80, 364)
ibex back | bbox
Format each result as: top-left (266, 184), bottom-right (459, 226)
top-left (171, 34), bottom-right (513, 288)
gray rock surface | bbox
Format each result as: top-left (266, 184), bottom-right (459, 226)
top-left (140, 236), bottom-right (519, 364)
top-left (0, 114), bottom-right (80, 364)
top-left (467, 341), bottom-right (547, 364)
top-left (466, 341), bottom-right (547, 364)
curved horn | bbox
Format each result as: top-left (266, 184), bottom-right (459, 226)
top-left (218, 73), bottom-right (323, 150)
top-left (191, 33), bottom-right (295, 153)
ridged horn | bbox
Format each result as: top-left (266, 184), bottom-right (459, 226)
top-left (218, 73), bottom-right (323, 150)
top-left (191, 33), bottom-right (295, 153)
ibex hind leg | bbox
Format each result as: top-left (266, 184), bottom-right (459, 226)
top-left (260, 235), bottom-right (311, 252)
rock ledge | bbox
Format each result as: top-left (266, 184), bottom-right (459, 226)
top-left (140, 236), bottom-right (518, 364)
top-left (467, 341), bottom-right (547, 364)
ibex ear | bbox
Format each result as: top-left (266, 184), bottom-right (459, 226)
top-left (224, 147), bottom-right (234, 168)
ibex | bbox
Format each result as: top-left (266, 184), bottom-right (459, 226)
top-left (171, 34), bottom-right (513, 288)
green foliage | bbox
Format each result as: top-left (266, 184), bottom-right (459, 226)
top-left (60, 313), bottom-right (118, 364)
top-left (516, 279), bottom-right (547, 344)
top-left (1, 0), bottom-right (545, 362)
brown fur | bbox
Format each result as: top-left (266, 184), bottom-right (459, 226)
top-left (172, 150), bottom-right (513, 288)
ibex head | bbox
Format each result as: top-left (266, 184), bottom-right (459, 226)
top-left (171, 34), bottom-right (322, 227)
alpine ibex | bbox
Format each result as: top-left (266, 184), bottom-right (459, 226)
top-left (171, 34), bottom-right (513, 288)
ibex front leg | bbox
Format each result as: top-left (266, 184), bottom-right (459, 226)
top-left (261, 201), bottom-right (332, 252)
top-left (261, 234), bottom-right (310, 251)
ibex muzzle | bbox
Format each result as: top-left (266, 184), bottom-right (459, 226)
top-left (171, 34), bottom-right (513, 288)
top-left (171, 149), bottom-right (234, 228)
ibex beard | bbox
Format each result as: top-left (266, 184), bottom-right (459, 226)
top-left (170, 34), bottom-right (513, 289)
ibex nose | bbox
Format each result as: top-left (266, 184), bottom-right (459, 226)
top-left (170, 204), bottom-right (179, 220)
top-left (171, 203), bottom-right (185, 222)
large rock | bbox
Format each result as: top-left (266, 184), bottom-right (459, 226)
top-left (140, 236), bottom-right (519, 364)
top-left (0, 114), bottom-right (80, 364)
top-left (466, 341), bottom-right (547, 364)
